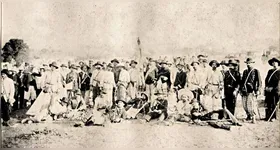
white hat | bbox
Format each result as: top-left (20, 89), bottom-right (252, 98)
top-left (178, 88), bottom-right (194, 100)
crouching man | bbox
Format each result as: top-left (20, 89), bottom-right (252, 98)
top-left (167, 88), bottom-right (194, 124)
top-left (143, 93), bottom-right (168, 122)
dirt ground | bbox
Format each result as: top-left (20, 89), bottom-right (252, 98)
top-left (1, 100), bottom-right (280, 148)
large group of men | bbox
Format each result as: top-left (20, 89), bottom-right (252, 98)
top-left (1, 54), bottom-right (280, 129)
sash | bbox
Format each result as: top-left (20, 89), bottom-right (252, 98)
top-left (228, 70), bottom-right (236, 82)
top-left (268, 69), bottom-right (279, 83)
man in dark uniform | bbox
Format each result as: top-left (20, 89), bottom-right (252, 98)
top-left (157, 61), bottom-right (171, 93)
top-left (111, 59), bottom-right (120, 105)
top-left (79, 65), bottom-right (92, 106)
top-left (223, 59), bottom-right (241, 116)
top-left (240, 58), bottom-right (262, 123)
top-left (264, 57), bottom-right (280, 122)
top-left (174, 63), bottom-right (187, 91)
top-left (143, 93), bottom-right (168, 122)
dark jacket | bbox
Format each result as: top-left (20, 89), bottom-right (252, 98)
top-left (174, 71), bottom-right (187, 89)
top-left (157, 67), bottom-right (171, 87)
top-left (240, 68), bottom-right (262, 95)
top-left (79, 72), bottom-right (92, 91)
top-left (224, 69), bottom-right (241, 93)
top-left (151, 98), bottom-right (168, 114)
top-left (22, 73), bottom-right (32, 91)
top-left (145, 68), bottom-right (158, 85)
top-left (265, 69), bottom-right (280, 94)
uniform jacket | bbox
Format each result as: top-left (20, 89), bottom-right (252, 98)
top-left (240, 68), bottom-right (262, 95)
top-left (144, 67), bottom-right (158, 85)
top-left (224, 69), bottom-right (241, 93)
top-left (265, 69), bottom-right (280, 94)
top-left (79, 71), bottom-right (92, 91)
top-left (174, 71), bottom-right (187, 89)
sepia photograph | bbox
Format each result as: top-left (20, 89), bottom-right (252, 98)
top-left (1, 0), bottom-right (280, 148)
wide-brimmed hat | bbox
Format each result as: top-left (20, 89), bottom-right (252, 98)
top-left (227, 59), bottom-right (238, 66)
top-left (81, 64), bottom-right (90, 70)
top-left (1, 69), bottom-right (9, 75)
top-left (197, 54), bottom-right (207, 59)
top-left (94, 62), bottom-right (103, 68)
top-left (130, 60), bottom-right (138, 66)
top-left (244, 58), bottom-right (255, 64)
top-left (70, 64), bottom-right (78, 69)
top-left (60, 64), bottom-right (67, 68)
top-left (176, 62), bottom-right (185, 67)
top-left (191, 61), bottom-right (200, 66)
top-left (209, 60), bottom-right (220, 67)
top-left (268, 57), bottom-right (280, 66)
top-left (178, 88), bottom-right (194, 101)
top-left (49, 62), bottom-right (59, 69)
top-left (115, 100), bottom-right (127, 107)
top-left (111, 59), bottom-right (119, 64)
top-left (140, 93), bottom-right (148, 101)
top-left (220, 60), bottom-right (228, 66)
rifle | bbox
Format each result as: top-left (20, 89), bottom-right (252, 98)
top-left (267, 100), bottom-right (280, 122)
top-left (126, 102), bottom-right (149, 119)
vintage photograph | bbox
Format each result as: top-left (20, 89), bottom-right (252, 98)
top-left (1, 0), bottom-right (280, 148)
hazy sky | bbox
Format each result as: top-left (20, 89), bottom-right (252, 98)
top-left (2, 0), bottom-right (279, 58)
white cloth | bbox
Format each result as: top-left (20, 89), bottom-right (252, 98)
top-left (1, 77), bottom-right (15, 104)
top-left (118, 69), bottom-right (130, 86)
top-left (188, 69), bottom-right (205, 90)
top-left (170, 67), bottom-right (178, 85)
top-left (90, 70), bottom-right (104, 87)
top-left (41, 70), bottom-right (64, 115)
top-left (43, 70), bottom-right (62, 93)
top-left (101, 71), bottom-right (115, 107)
top-left (24, 86), bottom-right (37, 100)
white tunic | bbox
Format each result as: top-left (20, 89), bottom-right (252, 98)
top-left (1, 77), bottom-right (15, 104)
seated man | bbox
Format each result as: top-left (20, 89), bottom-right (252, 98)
top-left (126, 93), bottom-right (150, 119)
top-left (167, 88), bottom-right (194, 123)
top-left (143, 93), bottom-right (168, 122)
top-left (109, 99), bottom-right (127, 123)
